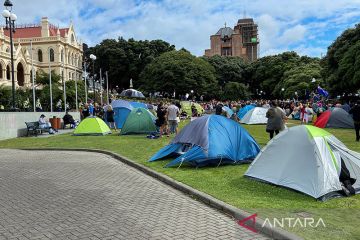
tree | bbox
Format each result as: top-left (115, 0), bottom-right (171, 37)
top-left (203, 55), bottom-right (247, 88)
top-left (139, 50), bottom-right (218, 98)
top-left (322, 24), bottom-right (360, 95)
top-left (85, 38), bottom-right (175, 92)
top-left (223, 82), bottom-right (251, 101)
top-left (35, 70), bottom-right (62, 111)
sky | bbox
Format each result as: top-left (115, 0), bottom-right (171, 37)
top-left (12, 0), bottom-right (360, 57)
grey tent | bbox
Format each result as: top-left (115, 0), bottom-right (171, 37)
top-left (314, 107), bottom-right (354, 129)
top-left (120, 89), bottom-right (145, 98)
top-left (240, 107), bottom-right (268, 124)
top-left (245, 125), bottom-right (360, 200)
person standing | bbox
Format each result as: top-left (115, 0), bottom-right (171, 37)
top-left (349, 101), bottom-right (360, 141)
top-left (156, 102), bottom-right (169, 137)
top-left (167, 101), bottom-right (180, 134)
top-left (106, 105), bottom-right (117, 131)
top-left (266, 101), bottom-right (286, 140)
top-left (82, 104), bottom-right (90, 120)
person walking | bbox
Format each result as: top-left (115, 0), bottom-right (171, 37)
top-left (349, 101), bottom-right (360, 141)
top-left (266, 101), bottom-right (286, 140)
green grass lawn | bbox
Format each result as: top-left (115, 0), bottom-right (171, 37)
top-left (0, 120), bottom-right (359, 239)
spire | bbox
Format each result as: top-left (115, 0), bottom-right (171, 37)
top-left (224, 22), bottom-right (227, 28)
top-left (56, 28), bottom-right (60, 36)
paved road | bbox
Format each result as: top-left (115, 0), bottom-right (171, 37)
top-left (0, 150), bottom-right (269, 240)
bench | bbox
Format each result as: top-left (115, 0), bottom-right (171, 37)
top-left (25, 122), bottom-right (41, 137)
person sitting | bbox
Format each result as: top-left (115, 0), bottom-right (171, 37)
top-left (38, 114), bottom-right (56, 134)
top-left (63, 111), bottom-right (76, 129)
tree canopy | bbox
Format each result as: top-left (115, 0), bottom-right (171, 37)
top-left (85, 38), bottom-right (175, 91)
top-left (322, 24), bottom-right (360, 95)
top-left (139, 50), bottom-right (218, 98)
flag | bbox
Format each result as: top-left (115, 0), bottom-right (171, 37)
top-left (317, 86), bottom-right (329, 97)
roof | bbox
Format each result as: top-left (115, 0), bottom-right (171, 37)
top-left (215, 27), bottom-right (234, 38)
top-left (237, 18), bottom-right (255, 24)
top-left (3, 26), bottom-right (69, 39)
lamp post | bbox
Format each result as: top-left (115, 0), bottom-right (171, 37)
top-left (48, 49), bottom-right (53, 112)
top-left (74, 56), bottom-right (78, 111)
top-left (89, 54), bottom-right (96, 104)
top-left (83, 59), bottom-right (88, 103)
top-left (61, 63), bottom-right (67, 112)
top-left (2, 0), bottom-right (17, 111)
top-left (281, 88), bottom-right (285, 100)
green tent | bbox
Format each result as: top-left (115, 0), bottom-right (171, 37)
top-left (73, 116), bottom-right (111, 136)
top-left (180, 101), bottom-right (204, 116)
top-left (120, 108), bottom-right (157, 135)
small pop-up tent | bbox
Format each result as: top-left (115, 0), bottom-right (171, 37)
top-left (120, 108), bottom-right (157, 135)
top-left (237, 105), bottom-right (255, 119)
top-left (180, 101), bottom-right (205, 116)
top-left (120, 89), bottom-right (145, 98)
top-left (240, 107), bottom-right (268, 124)
top-left (245, 125), bottom-right (360, 200)
top-left (149, 115), bottom-right (260, 167)
top-left (110, 100), bottom-right (133, 129)
top-left (314, 107), bottom-right (354, 129)
top-left (74, 116), bottom-right (111, 136)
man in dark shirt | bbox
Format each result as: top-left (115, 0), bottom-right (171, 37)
top-left (63, 111), bottom-right (76, 128)
top-left (349, 101), bottom-right (360, 141)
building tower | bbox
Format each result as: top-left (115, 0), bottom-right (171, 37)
top-left (204, 18), bottom-right (259, 61)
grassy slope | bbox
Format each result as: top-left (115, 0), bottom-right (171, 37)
top-left (0, 120), bottom-right (359, 239)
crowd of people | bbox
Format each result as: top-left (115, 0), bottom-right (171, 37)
top-left (35, 95), bottom-right (360, 142)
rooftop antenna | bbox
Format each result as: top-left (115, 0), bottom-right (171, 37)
top-left (224, 22), bottom-right (227, 28)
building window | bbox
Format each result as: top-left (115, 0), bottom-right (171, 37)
top-left (6, 65), bottom-right (10, 80)
top-left (69, 72), bottom-right (71, 80)
top-left (61, 50), bottom-right (64, 62)
top-left (38, 49), bottom-right (43, 62)
top-left (68, 54), bottom-right (71, 65)
top-left (221, 47), bottom-right (232, 56)
top-left (5, 47), bottom-right (10, 53)
top-left (0, 64), bottom-right (2, 79)
top-left (49, 48), bottom-right (55, 62)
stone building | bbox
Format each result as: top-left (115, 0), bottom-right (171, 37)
top-left (204, 18), bottom-right (259, 61)
top-left (0, 17), bottom-right (83, 88)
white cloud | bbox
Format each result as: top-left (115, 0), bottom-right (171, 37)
top-left (10, 0), bottom-right (360, 57)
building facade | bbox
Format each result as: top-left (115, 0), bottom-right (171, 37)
top-left (204, 18), bottom-right (259, 61)
top-left (0, 17), bottom-right (83, 88)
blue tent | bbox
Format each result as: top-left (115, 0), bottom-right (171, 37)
top-left (130, 101), bottom-right (148, 109)
top-left (149, 115), bottom-right (260, 167)
top-left (237, 105), bottom-right (255, 119)
top-left (111, 100), bottom-right (133, 129)
top-left (222, 106), bottom-right (234, 117)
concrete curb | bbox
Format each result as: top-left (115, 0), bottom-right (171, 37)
top-left (19, 148), bottom-right (303, 240)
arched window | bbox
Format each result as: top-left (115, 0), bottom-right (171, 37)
top-left (0, 64), bottom-right (2, 79)
top-left (38, 49), bottom-right (43, 62)
top-left (49, 48), bottom-right (55, 62)
top-left (30, 70), bottom-right (33, 80)
top-left (6, 65), bottom-right (10, 80)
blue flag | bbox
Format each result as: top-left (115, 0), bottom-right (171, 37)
top-left (317, 86), bottom-right (329, 97)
